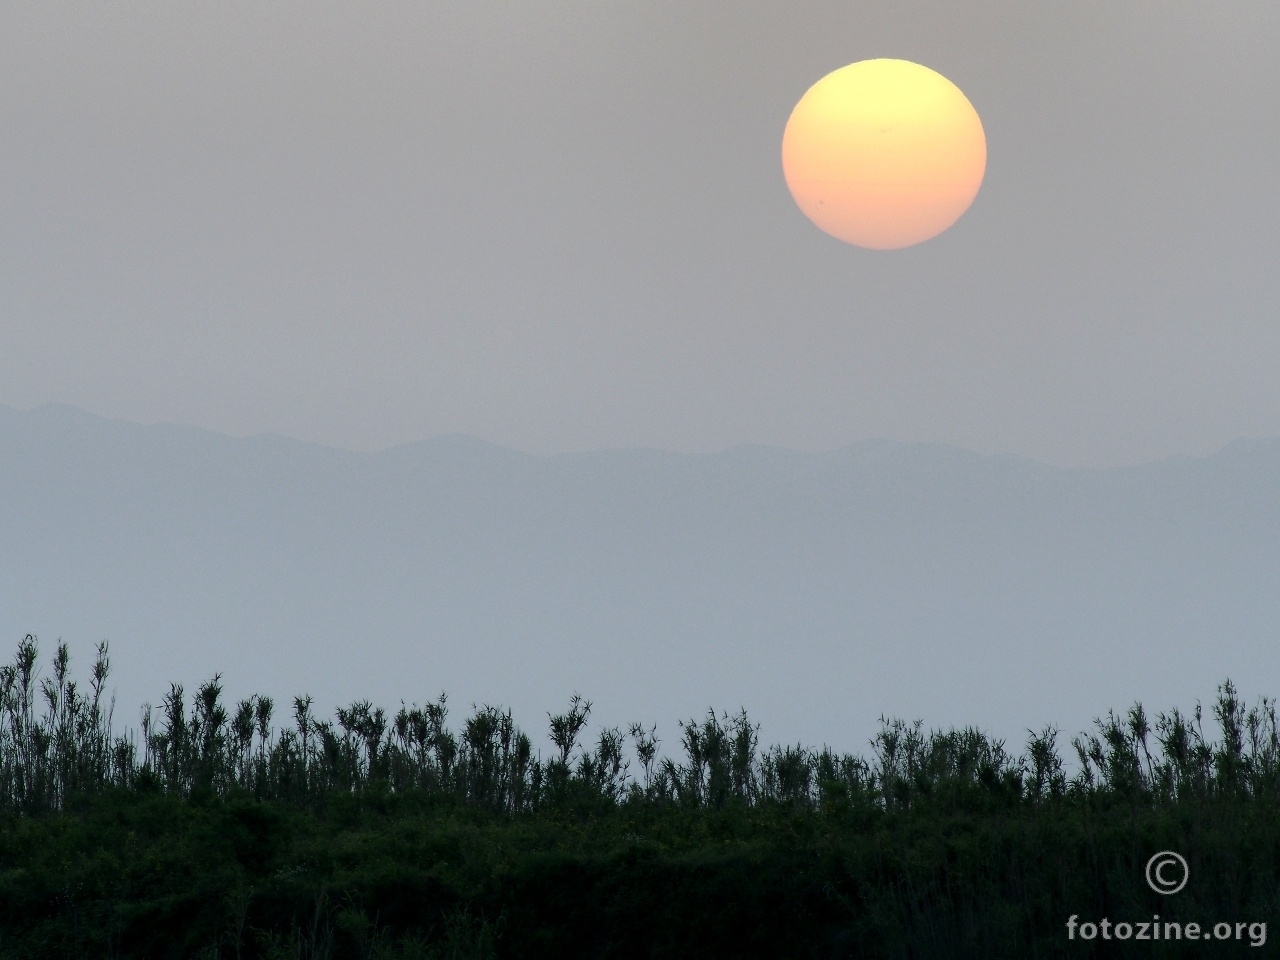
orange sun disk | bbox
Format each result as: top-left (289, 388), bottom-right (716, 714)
top-left (782, 59), bottom-right (987, 250)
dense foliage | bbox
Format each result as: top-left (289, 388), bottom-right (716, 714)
top-left (2, 635), bottom-right (1278, 958)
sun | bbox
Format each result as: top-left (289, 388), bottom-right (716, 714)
top-left (782, 59), bottom-right (986, 250)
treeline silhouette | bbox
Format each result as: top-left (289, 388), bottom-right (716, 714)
top-left (3, 635), bottom-right (1280, 959)
top-left (4, 635), bottom-right (1278, 814)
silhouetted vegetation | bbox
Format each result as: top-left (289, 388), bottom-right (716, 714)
top-left (3, 635), bottom-right (1279, 957)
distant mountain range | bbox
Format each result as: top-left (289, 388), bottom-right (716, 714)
top-left (2, 403), bottom-right (1277, 749)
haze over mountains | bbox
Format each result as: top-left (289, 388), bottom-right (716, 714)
top-left (2, 402), bottom-right (1277, 750)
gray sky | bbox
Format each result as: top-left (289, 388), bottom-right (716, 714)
top-left (2, 1), bottom-right (1278, 467)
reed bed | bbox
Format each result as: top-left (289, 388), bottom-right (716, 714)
top-left (6, 634), bottom-right (1280, 958)
top-left (4, 634), bottom-right (1278, 816)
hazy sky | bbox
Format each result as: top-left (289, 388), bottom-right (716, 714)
top-left (2, 1), bottom-right (1278, 467)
